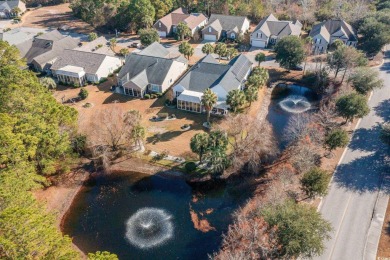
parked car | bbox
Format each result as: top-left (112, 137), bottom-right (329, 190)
top-left (130, 42), bottom-right (141, 48)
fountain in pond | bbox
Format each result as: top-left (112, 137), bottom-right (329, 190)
top-left (125, 208), bottom-right (173, 249)
top-left (279, 95), bottom-right (312, 114)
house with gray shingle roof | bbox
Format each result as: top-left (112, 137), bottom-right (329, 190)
top-left (202, 14), bottom-right (250, 42)
top-left (153, 7), bottom-right (208, 38)
top-left (173, 54), bottom-right (252, 114)
top-left (250, 14), bottom-right (302, 48)
top-left (117, 42), bottom-right (188, 98)
top-left (309, 19), bottom-right (358, 53)
top-left (24, 30), bottom-right (80, 72)
top-left (0, 0), bottom-right (26, 19)
top-left (51, 49), bottom-right (122, 86)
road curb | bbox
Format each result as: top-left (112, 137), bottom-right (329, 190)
top-left (363, 173), bottom-right (390, 260)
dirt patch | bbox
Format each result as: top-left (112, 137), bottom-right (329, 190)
top-left (33, 160), bottom-right (90, 228)
top-left (377, 200), bottom-right (390, 259)
top-left (16, 4), bottom-right (94, 34)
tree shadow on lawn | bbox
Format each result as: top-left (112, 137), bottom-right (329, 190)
top-left (333, 151), bottom-right (390, 194)
top-left (374, 99), bottom-right (390, 122)
top-left (146, 130), bottom-right (185, 144)
top-left (102, 92), bottom-right (134, 104)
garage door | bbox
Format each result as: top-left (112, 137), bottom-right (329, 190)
top-left (251, 40), bottom-right (266, 48)
top-left (204, 34), bottom-right (217, 42)
top-left (158, 31), bottom-right (167, 37)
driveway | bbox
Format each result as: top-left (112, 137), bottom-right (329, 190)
top-left (313, 49), bottom-right (390, 260)
top-left (0, 19), bottom-right (12, 29)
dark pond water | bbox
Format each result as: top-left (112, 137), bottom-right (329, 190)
top-left (266, 84), bottom-right (319, 149)
top-left (62, 171), bottom-right (252, 260)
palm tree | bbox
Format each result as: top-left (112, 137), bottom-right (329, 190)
top-left (226, 89), bottom-right (246, 113)
top-left (226, 48), bottom-right (238, 60)
top-left (39, 77), bottom-right (57, 90)
top-left (245, 86), bottom-right (258, 107)
top-left (131, 124), bottom-right (146, 152)
top-left (201, 88), bottom-right (217, 126)
top-left (203, 147), bottom-right (230, 174)
top-left (178, 41), bottom-right (194, 60)
top-left (201, 43), bottom-right (214, 54)
top-left (255, 52), bottom-right (266, 66)
top-left (110, 38), bottom-right (117, 52)
top-left (214, 43), bottom-right (227, 62)
top-left (190, 133), bottom-right (209, 163)
top-left (247, 66), bottom-right (269, 89)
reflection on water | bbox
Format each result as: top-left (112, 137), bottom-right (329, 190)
top-left (62, 171), bottom-right (251, 260)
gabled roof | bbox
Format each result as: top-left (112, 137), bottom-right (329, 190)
top-left (253, 14), bottom-right (302, 38)
top-left (155, 7), bottom-right (207, 30)
top-left (183, 13), bottom-right (208, 30)
top-left (176, 54), bottom-right (252, 94)
top-left (138, 42), bottom-right (170, 58)
top-left (0, 0), bottom-right (26, 12)
top-left (0, 28), bottom-right (35, 46)
top-left (205, 14), bottom-right (248, 32)
top-left (25, 30), bottom-right (80, 66)
top-left (51, 49), bottom-right (111, 74)
top-left (309, 19), bottom-right (357, 42)
top-left (118, 43), bottom-right (188, 90)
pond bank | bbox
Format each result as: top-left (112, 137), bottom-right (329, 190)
top-left (34, 156), bottom-right (181, 258)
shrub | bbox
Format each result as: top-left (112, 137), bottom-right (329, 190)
top-left (156, 92), bottom-right (163, 98)
top-left (144, 94), bottom-right (150, 99)
top-left (78, 88), bottom-right (89, 100)
top-left (185, 162), bottom-right (197, 173)
top-left (301, 167), bottom-right (331, 198)
top-left (150, 94), bottom-right (157, 99)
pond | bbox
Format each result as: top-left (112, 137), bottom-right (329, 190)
top-left (266, 84), bottom-right (319, 149)
top-left (62, 171), bottom-right (252, 260)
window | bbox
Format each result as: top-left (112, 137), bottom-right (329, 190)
top-left (231, 33), bottom-right (235, 39)
top-left (149, 84), bottom-right (160, 92)
top-left (208, 27), bottom-right (212, 33)
top-left (158, 22), bottom-right (161, 28)
top-left (257, 33), bottom-right (262, 38)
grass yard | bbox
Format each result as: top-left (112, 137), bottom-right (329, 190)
top-left (54, 80), bottom-right (208, 159)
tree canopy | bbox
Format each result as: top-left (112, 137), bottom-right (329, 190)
top-left (274, 36), bottom-right (305, 70)
top-left (139, 28), bottom-right (160, 46)
top-left (348, 67), bottom-right (384, 95)
top-left (336, 93), bottom-right (370, 123)
top-left (0, 40), bottom-right (80, 258)
top-left (261, 200), bottom-right (332, 259)
top-left (300, 167), bottom-right (331, 198)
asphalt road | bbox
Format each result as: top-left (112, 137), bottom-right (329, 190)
top-left (313, 50), bottom-right (390, 260)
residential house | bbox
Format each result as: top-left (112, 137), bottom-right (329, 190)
top-left (0, 28), bottom-right (46, 57)
top-left (309, 19), bottom-right (358, 53)
top-left (202, 14), bottom-right (250, 42)
top-left (250, 14), bottom-right (302, 48)
top-left (173, 54), bottom-right (252, 114)
top-left (23, 30), bottom-right (80, 72)
top-left (117, 42), bottom-right (188, 98)
top-left (153, 7), bottom-right (208, 38)
top-left (51, 49), bottom-right (122, 86)
top-left (0, 0), bottom-right (26, 19)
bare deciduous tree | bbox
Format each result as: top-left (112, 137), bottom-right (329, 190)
top-left (224, 114), bottom-right (278, 175)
